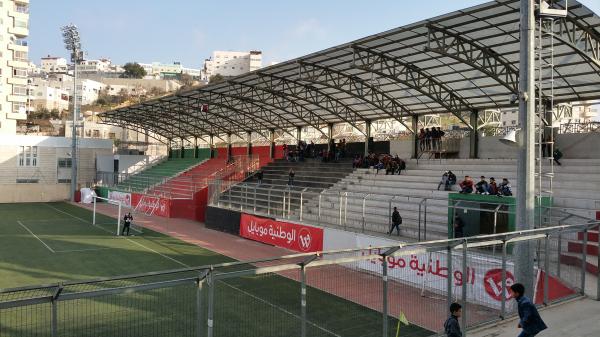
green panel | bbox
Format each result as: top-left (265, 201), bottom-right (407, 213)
top-left (447, 193), bottom-right (552, 238)
top-left (197, 148), bottom-right (211, 161)
top-left (183, 148), bottom-right (195, 158)
top-left (97, 186), bottom-right (109, 199)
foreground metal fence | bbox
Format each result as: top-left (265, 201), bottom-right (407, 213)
top-left (1, 223), bottom-right (598, 337)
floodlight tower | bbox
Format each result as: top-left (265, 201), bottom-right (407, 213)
top-left (61, 24), bottom-right (84, 201)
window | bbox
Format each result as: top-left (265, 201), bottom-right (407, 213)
top-left (57, 158), bottom-right (72, 168)
top-left (17, 179), bottom-right (39, 184)
top-left (14, 50), bottom-right (28, 62)
top-left (18, 146), bottom-right (38, 167)
top-left (511, 120), bottom-right (516, 125)
top-left (13, 84), bottom-right (27, 96)
top-left (13, 68), bottom-right (27, 78)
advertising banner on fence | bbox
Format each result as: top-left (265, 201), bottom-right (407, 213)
top-left (108, 190), bottom-right (132, 208)
top-left (240, 214), bottom-right (324, 252)
top-left (131, 193), bottom-right (171, 218)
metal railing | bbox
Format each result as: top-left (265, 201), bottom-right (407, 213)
top-left (209, 181), bottom-right (599, 242)
top-left (559, 122), bottom-right (600, 134)
top-left (1, 222), bottom-right (598, 337)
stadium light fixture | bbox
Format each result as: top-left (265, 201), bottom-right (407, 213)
top-left (61, 24), bottom-right (84, 202)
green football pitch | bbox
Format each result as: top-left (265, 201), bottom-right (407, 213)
top-left (0, 202), bottom-right (433, 337)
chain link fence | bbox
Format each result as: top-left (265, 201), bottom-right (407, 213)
top-left (1, 222), bottom-right (598, 337)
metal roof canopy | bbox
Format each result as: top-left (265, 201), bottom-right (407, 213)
top-left (100, 0), bottom-right (600, 141)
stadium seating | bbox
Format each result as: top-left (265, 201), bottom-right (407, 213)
top-left (301, 158), bottom-right (600, 241)
top-left (114, 158), bottom-right (207, 194)
top-left (217, 159), bottom-right (355, 216)
top-left (146, 158), bottom-right (228, 199)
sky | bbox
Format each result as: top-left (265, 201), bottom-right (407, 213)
top-left (28, 0), bottom-right (600, 69)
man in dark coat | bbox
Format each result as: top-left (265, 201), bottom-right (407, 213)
top-left (510, 283), bottom-right (547, 337)
top-left (389, 207), bottom-right (402, 236)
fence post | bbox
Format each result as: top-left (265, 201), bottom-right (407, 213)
top-left (461, 240), bottom-right (468, 336)
top-left (283, 190), bottom-right (287, 218)
top-left (197, 275), bottom-right (205, 337)
top-left (382, 254), bottom-right (389, 337)
top-left (423, 199), bottom-right (428, 241)
top-left (544, 234), bottom-right (550, 305)
top-left (581, 227), bottom-right (588, 296)
top-left (51, 299), bottom-right (58, 337)
top-left (318, 193), bottom-right (322, 224)
top-left (447, 243), bottom-right (453, 315)
top-left (418, 199), bottom-right (422, 241)
top-left (339, 193), bottom-right (343, 227)
top-left (254, 186), bottom-right (257, 212)
top-left (92, 197), bottom-right (96, 225)
top-left (300, 190), bottom-right (304, 221)
top-left (344, 192), bottom-right (348, 228)
top-left (300, 265), bottom-right (307, 337)
top-left (501, 241), bottom-right (508, 319)
top-left (557, 231), bottom-right (562, 278)
top-left (207, 271), bottom-right (215, 337)
top-left (362, 194), bottom-right (368, 233)
top-left (268, 187), bottom-right (272, 216)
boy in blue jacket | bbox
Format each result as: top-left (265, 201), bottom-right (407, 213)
top-left (510, 283), bottom-right (547, 337)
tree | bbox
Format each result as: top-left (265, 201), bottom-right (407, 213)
top-left (121, 62), bottom-right (147, 79)
top-left (209, 74), bottom-right (225, 84)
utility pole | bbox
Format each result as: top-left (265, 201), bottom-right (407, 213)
top-left (515, 0), bottom-right (536, 297)
top-left (61, 24), bottom-right (84, 202)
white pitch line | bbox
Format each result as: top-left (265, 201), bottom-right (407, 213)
top-left (126, 238), bottom-right (189, 268)
top-left (220, 281), bottom-right (341, 337)
top-left (44, 203), bottom-right (113, 234)
top-left (54, 247), bottom-right (114, 253)
top-left (17, 221), bottom-right (55, 253)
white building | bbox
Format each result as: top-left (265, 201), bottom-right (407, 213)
top-left (0, 0), bottom-right (30, 135)
top-left (201, 50), bottom-right (262, 81)
top-left (40, 56), bottom-right (68, 73)
top-left (28, 80), bottom-right (70, 113)
top-left (138, 62), bottom-right (201, 79)
top-left (500, 102), bottom-right (598, 127)
top-left (78, 59), bottom-right (113, 74)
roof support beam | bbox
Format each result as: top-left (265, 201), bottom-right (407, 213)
top-left (297, 62), bottom-right (414, 133)
top-left (255, 73), bottom-right (367, 136)
top-left (425, 24), bottom-right (519, 93)
top-left (548, 15), bottom-right (600, 69)
top-left (351, 45), bottom-right (475, 129)
top-left (226, 80), bottom-right (330, 138)
top-left (179, 91), bottom-right (293, 140)
top-left (161, 97), bottom-right (267, 139)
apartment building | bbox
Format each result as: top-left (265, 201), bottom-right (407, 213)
top-left (138, 62), bottom-right (201, 79)
top-left (0, 0), bottom-right (30, 135)
top-left (40, 56), bottom-right (68, 73)
top-left (201, 50), bottom-right (262, 81)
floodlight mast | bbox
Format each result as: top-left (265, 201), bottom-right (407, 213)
top-left (61, 24), bottom-right (84, 202)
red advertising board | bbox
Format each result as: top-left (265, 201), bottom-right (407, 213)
top-left (131, 193), bottom-right (171, 218)
top-left (240, 214), bottom-right (323, 252)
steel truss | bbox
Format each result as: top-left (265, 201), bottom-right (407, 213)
top-left (351, 45), bottom-right (475, 129)
top-left (298, 62), bottom-right (415, 132)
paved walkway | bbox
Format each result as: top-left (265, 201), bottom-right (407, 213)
top-left (468, 297), bottom-right (600, 337)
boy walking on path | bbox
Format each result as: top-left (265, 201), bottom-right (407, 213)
top-left (444, 302), bottom-right (462, 337)
top-left (510, 283), bottom-right (547, 337)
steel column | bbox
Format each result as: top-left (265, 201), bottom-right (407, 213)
top-left (247, 131), bottom-right (252, 156)
top-left (382, 255), bottom-right (389, 337)
top-left (300, 266), bottom-right (307, 337)
top-left (270, 129), bottom-right (275, 159)
top-left (365, 120), bottom-right (372, 156)
top-left (446, 244), bottom-right (453, 317)
top-left (469, 110), bottom-right (479, 159)
top-left (327, 123), bottom-right (334, 152)
top-left (197, 277), bottom-right (204, 337)
top-left (207, 272), bottom-right (214, 337)
top-left (515, 0), bottom-right (537, 298)
top-left (543, 235), bottom-right (550, 305)
top-left (581, 228), bottom-right (588, 295)
top-left (412, 115), bottom-right (419, 159)
top-left (461, 240), bottom-right (468, 336)
top-left (501, 241), bottom-right (508, 319)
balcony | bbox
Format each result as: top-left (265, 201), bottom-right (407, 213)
top-left (14, 4), bottom-right (29, 14)
top-left (7, 77), bottom-right (27, 85)
top-left (8, 26), bottom-right (29, 38)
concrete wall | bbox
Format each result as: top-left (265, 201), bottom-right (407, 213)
top-left (392, 133), bottom-right (600, 159)
top-left (0, 184), bottom-right (70, 203)
top-left (389, 140), bottom-right (413, 158)
top-left (0, 135), bottom-right (112, 202)
top-left (97, 155), bottom-right (148, 173)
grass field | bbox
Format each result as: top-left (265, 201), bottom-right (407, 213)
top-left (0, 202), bottom-right (434, 337)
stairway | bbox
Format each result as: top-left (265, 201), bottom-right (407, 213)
top-left (217, 159), bottom-right (356, 218)
top-left (560, 226), bottom-right (600, 275)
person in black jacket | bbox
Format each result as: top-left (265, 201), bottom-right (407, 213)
top-left (444, 302), bottom-right (462, 337)
top-left (510, 283), bottom-right (547, 337)
top-left (256, 170), bottom-right (264, 186)
top-left (389, 207), bottom-right (402, 236)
